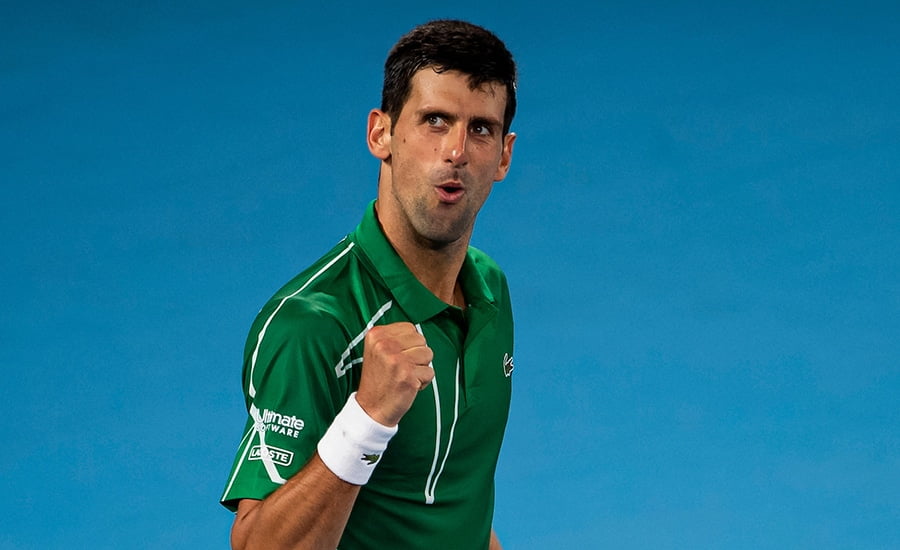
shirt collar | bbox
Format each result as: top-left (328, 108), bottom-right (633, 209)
top-left (351, 200), bottom-right (495, 324)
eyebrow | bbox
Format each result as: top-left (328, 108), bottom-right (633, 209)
top-left (418, 109), bottom-right (502, 130)
top-left (419, 109), bottom-right (456, 122)
top-left (470, 116), bottom-right (502, 130)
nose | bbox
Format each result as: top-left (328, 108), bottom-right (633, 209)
top-left (443, 125), bottom-right (468, 166)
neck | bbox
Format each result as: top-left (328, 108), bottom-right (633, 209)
top-left (375, 206), bottom-right (469, 307)
top-left (400, 242), bottom-right (468, 307)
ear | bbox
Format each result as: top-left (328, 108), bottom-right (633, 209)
top-left (493, 132), bottom-right (517, 182)
top-left (367, 109), bottom-right (392, 161)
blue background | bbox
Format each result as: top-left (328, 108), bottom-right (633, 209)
top-left (2, 1), bottom-right (898, 548)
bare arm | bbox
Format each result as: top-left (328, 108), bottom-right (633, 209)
top-left (233, 472), bottom-right (503, 550)
top-left (231, 323), bottom-right (434, 550)
top-left (231, 454), bottom-right (359, 550)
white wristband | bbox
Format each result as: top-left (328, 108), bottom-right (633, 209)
top-left (317, 392), bottom-right (398, 485)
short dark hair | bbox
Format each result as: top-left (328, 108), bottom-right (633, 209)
top-left (381, 20), bottom-right (518, 135)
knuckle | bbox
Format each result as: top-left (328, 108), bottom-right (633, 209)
top-left (364, 325), bottom-right (384, 344)
top-left (365, 338), bottom-right (386, 358)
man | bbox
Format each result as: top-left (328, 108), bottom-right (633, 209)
top-left (221, 20), bottom-right (518, 550)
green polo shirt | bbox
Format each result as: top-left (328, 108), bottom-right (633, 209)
top-left (221, 201), bottom-right (514, 549)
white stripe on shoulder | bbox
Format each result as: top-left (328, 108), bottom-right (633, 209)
top-left (248, 242), bottom-right (355, 399)
top-left (334, 300), bottom-right (393, 378)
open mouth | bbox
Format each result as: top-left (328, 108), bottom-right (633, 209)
top-left (436, 183), bottom-right (465, 203)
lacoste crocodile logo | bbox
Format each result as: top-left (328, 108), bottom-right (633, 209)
top-left (503, 353), bottom-right (514, 377)
top-left (361, 453), bottom-right (380, 465)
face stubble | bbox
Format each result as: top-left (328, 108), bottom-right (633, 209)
top-left (376, 69), bottom-right (512, 258)
top-left (391, 166), bottom-right (491, 251)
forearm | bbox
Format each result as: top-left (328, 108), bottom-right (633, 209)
top-left (231, 453), bottom-right (360, 550)
top-left (231, 325), bottom-right (430, 550)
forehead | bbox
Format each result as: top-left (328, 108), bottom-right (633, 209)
top-left (404, 68), bottom-right (507, 118)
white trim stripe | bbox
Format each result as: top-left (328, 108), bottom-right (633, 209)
top-left (221, 421), bottom-right (257, 500)
top-left (418, 323), bottom-right (442, 505)
top-left (250, 404), bottom-right (287, 484)
top-left (220, 404), bottom-right (292, 500)
top-left (334, 300), bottom-right (393, 377)
top-left (428, 359), bottom-right (461, 504)
top-left (416, 325), bottom-right (461, 505)
top-left (233, 241), bottom-right (354, 488)
top-left (248, 242), bottom-right (355, 399)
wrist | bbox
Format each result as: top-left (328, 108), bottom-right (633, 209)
top-left (317, 392), bottom-right (398, 485)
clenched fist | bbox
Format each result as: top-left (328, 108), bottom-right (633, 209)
top-left (355, 322), bottom-right (435, 427)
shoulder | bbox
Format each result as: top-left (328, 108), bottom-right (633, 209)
top-left (261, 239), bottom-right (362, 321)
top-left (256, 291), bottom-right (347, 342)
top-left (244, 240), bottom-right (365, 357)
top-left (241, 273), bottom-right (360, 401)
top-left (466, 245), bottom-right (505, 276)
top-left (466, 245), bottom-right (509, 291)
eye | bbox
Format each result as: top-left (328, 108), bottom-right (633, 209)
top-left (426, 114), bottom-right (446, 127)
top-left (470, 122), bottom-right (495, 137)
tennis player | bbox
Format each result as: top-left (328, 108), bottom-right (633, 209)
top-left (222, 19), bottom-right (518, 549)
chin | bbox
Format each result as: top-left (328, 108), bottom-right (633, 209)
top-left (414, 227), bottom-right (468, 250)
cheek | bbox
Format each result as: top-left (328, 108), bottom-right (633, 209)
top-left (470, 181), bottom-right (495, 206)
top-left (475, 151), bottom-right (504, 178)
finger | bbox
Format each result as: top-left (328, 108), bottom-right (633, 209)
top-left (378, 322), bottom-right (419, 339)
top-left (414, 366), bottom-right (435, 390)
top-left (394, 330), bottom-right (427, 349)
top-left (372, 324), bottom-right (426, 348)
top-left (403, 345), bottom-right (434, 366)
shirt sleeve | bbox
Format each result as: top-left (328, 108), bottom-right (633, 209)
top-left (220, 294), bottom-right (353, 510)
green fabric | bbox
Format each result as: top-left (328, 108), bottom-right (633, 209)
top-left (221, 201), bottom-right (514, 549)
